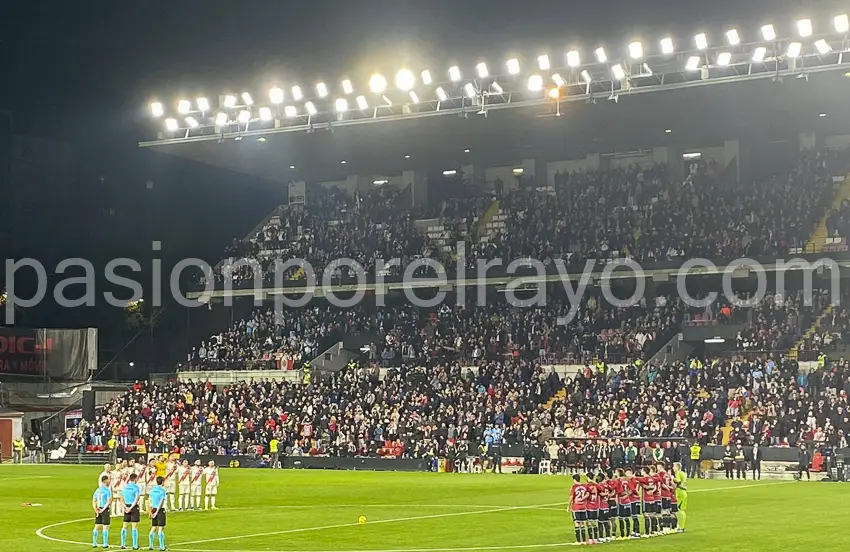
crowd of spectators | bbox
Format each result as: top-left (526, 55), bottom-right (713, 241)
top-left (89, 354), bottom-right (849, 461)
top-left (209, 150), bottom-right (843, 287)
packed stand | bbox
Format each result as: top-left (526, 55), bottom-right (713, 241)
top-left (89, 360), bottom-right (560, 458)
top-left (468, 151), bottom-right (839, 269)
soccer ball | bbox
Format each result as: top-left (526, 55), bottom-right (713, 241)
top-left (358, 516), bottom-right (367, 525)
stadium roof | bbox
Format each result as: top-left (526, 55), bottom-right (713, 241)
top-left (142, 71), bottom-right (850, 183)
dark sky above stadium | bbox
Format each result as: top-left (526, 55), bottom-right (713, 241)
top-left (0, 0), bottom-right (838, 137)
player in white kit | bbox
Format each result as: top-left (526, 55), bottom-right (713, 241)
top-left (164, 457), bottom-right (178, 511)
top-left (110, 461), bottom-right (125, 516)
top-left (203, 461), bottom-right (219, 510)
top-left (189, 460), bottom-right (204, 510)
top-left (97, 463), bottom-right (112, 487)
top-left (145, 458), bottom-right (158, 505)
top-left (135, 459), bottom-right (147, 510)
top-left (176, 460), bottom-right (191, 511)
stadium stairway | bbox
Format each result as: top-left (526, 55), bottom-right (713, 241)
top-left (787, 305), bottom-right (835, 361)
top-left (471, 199), bottom-right (501, 241)
top-left (802, 175), bottom-right (850, 253)
top-left (543, 388), bottom-right (566, 409)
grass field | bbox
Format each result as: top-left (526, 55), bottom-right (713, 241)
top-left (0, 464), bottom-right (846, 552)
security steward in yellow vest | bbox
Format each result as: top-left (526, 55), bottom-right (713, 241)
top-left (12, 437), bottom-right (24, 464)
top-left (688, 443), bottom-right (702, 479)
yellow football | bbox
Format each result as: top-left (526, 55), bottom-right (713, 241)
top-left (358, 516), bottom-right (367, 524)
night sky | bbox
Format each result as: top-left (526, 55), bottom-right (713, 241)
top-left (1, 0), bottom-right (837, 137)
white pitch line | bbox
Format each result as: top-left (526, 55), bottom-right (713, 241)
top-left (0, 475), bottom-right (54, 482)
top-left (35, 518), bottom-right (93, 546)
top-left (170, 502), bottom-right (570, 547)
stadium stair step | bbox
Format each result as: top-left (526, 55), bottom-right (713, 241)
top-left (471, 199), bottom-right (500, 241)
top-left (543, 388), bottom-right (566, 410)
top-left (803, 174), bottom-right (850, 253)
top-left (787, 305), bottom-right (835, 361)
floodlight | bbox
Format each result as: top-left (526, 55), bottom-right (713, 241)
top-left (717, 52), bottom-right (732, 66)
top-left (382, 95), bottom-right (393, 106)
top-left (815, 39), bottom-right (832, 54)
top-left (335, 98), bottom-right (348, 113)
top-left (443, 170), bottom-right (457, 176)
top-left (215, 112), bottom-right (228, 126)
top-left (786, 42), bottom-right (802, 57)
top-left (685, 56), bottom-right (701, 71)
top-left (237, 110), bottom-right (251, 123)
top-left (165, 118), bottom-right (179, 131)
top-left (223, 95), bottom-right (237, 108)
top-left (448, 66), bottom-right (462, 82)
top-left (356, 95), bottom-right (368, 110)
top-left (342, 79), bottom-right (354, 94)
top-left (580, 70), bottom-right (592, 84)
top-left (292, 86), bottom-right (303, 100)
top-left (660, 37), bottom-right (674, 54)
top-left (491, 81), bottom-right (503, 94)
top-left (595, 47), bottom-right (607, 63)
top-left (552, 73), bottom-right (566, 87)
top-left (752, 47), bottom-right (767, 62)
top-left (373, 179), bottom-right (389, 185)
top-left (395, 69), bottom-right (415, 91)
top-left (506, 58), bottom-right (520, 75)
top-left (567, 50), bottom-right (580, 67)
top-left (196, 97), bottom-right (210, 111)
top-left (611, 64), bottom-right (626, 80)
top-left (836, 14), bottom-right (850, 33)
top-left (464, 82), bottom-right (476, 98)
top-left (305, 101), bottom-right (317, 116)
top-left (628, 41), bottom-right (643, 59)
top-left (409, 90), bottom-right (420, 104)
top-left (797, 19), bottom-right (812, 37)
top-left (259, 107), bottom-right (272, 121)
top-left (284, 105), bottom-right (298, 117)
top-left (242, 92), bottom-right (254, 106)
top-left (527, 74), bottom-right (544, 91)
top-left (269, 87), bottom-right (284, 104)
top-left (537, 54), bottom-right (550, 70)
top-left (177, 99), bottom-right (191, 114)
top-left (185, 116), bottom-right (199, 128)
top-left (436, 87), bottom-right (449, 101)
top-left (694, 33), bottom-right (708, 50)
top-left (476, 62), bottom-right (489, 78)
top-left (369, 74), bottom-right (387, 93)
top-left (761, 24), bottom-right (776, 41)
top-left (316, 82), bottom-right (329, 98)
top-left (548, 88), bottom-right (559, 99)
top-left (150, 102), bottom-right (164, 117)
top-left (421, 70), bottom-right (433, 85)
top-left (726, 29), bottom-right (740, 46)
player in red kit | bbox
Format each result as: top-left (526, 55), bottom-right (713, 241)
top-left (568, 474), bottom-right (589, 544)
top-left (614, 469), bottom-right (633, 539)
top-left (584, 473), bottom-right (601, 543)
top-left (626, 468), bottom-right (643, 538)
top-left (657, 463), bottom-right (678, 533)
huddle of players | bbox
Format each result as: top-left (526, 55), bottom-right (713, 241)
top-left (98, 457), bottom-right (220, 516)
top-left (568, 462), bottom-right (688, 544)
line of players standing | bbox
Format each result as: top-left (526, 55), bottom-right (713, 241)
top-left (568, 462), bottom-right (688, 545)
top-left (98, 456), bottom-right (221, 516)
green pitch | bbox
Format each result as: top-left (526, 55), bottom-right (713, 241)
top-left (1, 464), bottom-right (845, 552)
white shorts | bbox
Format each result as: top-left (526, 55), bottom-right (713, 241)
top-left (165, 481), bottom-right (176, 493)
top-left (190, 485), bottom-right (202, 496)
top-left (205, 485), bottom-right (218, 496)
top-left (138, 485), bottom-right (148, 495)
top-left (179, 486), bottom-right (190, 495)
